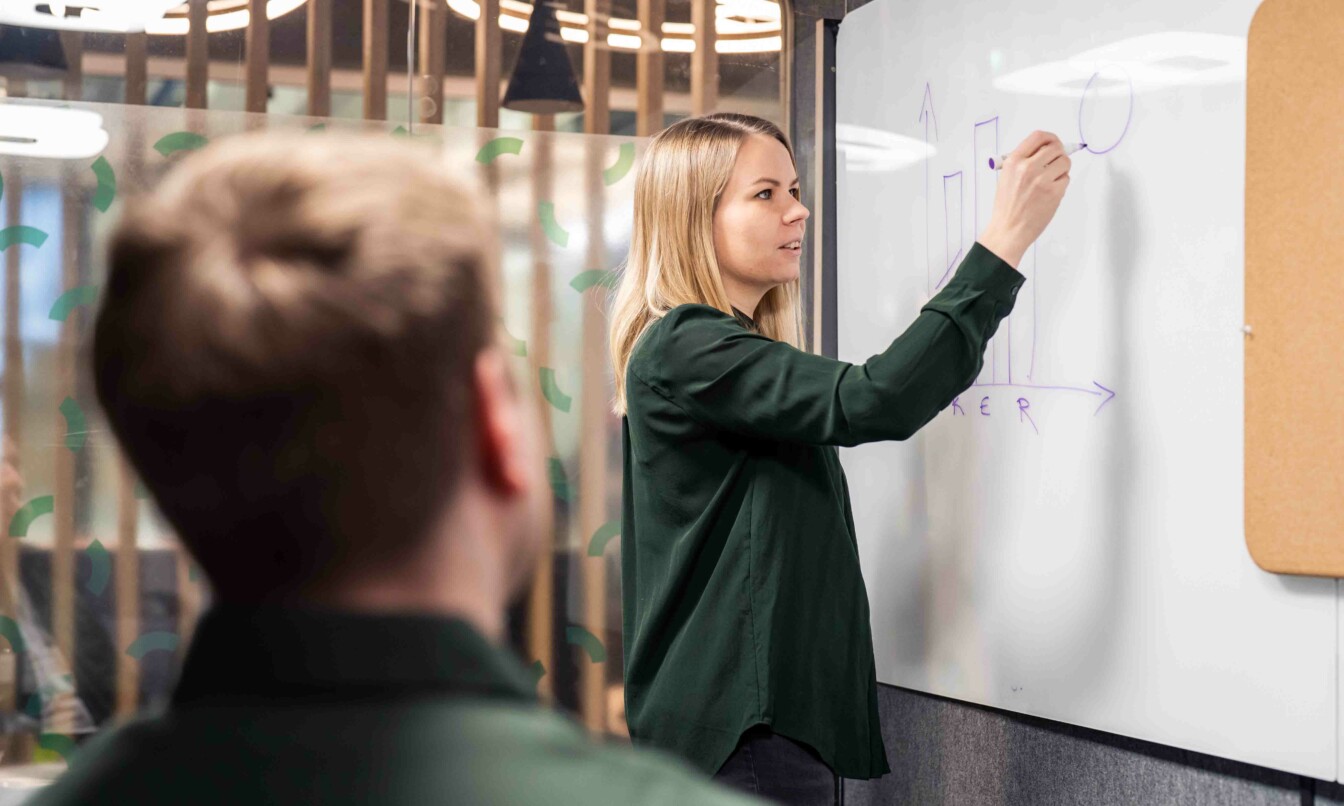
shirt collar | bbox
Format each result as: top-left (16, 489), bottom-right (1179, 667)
top-left (171, 605), bottom-right (538, 706)
top-left (731, 307), bottom-right (759, 332)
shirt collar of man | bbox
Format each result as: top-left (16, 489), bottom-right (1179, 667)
top-left (171, 604), bottom-right (539, 706)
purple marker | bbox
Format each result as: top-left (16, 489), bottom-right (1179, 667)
top-left (989, 142), bottom-right (1087, 171)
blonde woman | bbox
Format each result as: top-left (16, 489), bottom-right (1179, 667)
top-left (610, 113), bottom-right (1070, 805)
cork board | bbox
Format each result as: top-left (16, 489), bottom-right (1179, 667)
top-left (1246, 0), bottom-right (1344, 576)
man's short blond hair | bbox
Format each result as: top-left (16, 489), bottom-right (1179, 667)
top-left (95, 132), bottom-right (500, 600)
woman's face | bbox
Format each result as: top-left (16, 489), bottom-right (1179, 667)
top-left (712, 134), bottom-right (810, 307)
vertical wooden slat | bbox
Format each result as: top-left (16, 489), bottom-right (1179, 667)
top-left (691, 0), bottom-right (718, 115)
top-left (114, 126), bottom-right (147, 720)
top-left (113, 458), bottom-right (139, 717)
top-left (583, 0), bottom-right (611, 134)
top-left (175, 546), bottom-right (201, 652)
top-left (124, 33), bottom-right (148, 106)
top-left (0, 172), bottom-right (24, 717)
top-left (476, 0), bottom-right (502, 128)
top-left (245, 0), bottom-right (270, 113)
top-left (636, 0), bottom-right (664, 135)
top-left (52, 175), bottom-right (81, 700)
top-left (363, 0), bottom-right (389, 120)
top-left (579, 0), bottom-right (613, 736)
top-left (306, 0), bottom-right (332, 116)
top-left (578, 139), bottom-right (610, 733)
top-left (59, 32), bottom-right (83, 101)
top-left (186, 0), bottom-right (209, 109)
top-left (526, 127), bottom-right (556, 701)
top-left (417, 0), bottom-right (447, 124)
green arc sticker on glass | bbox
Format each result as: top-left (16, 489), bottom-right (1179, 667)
top-left (126, 631), bottom-right (180, 659)
top-left (85, 540), bottom-right (110, 596)
top-left (539, 368), bottom-right (572, 413)
top-left (476, 136), bottom-right (524, 164)
top-left (9, 495), bottom-right (53, 537)
top-left (499, 319), bottom-right (528, 357)
top-left (91, 156), bottom-right (116, 212)
top-left (59, 397), bottom-right (86, 452)
top-left (37, 733), bottom-right (74, 761)
top-left (0, 616), bottom-right (25, 653)
top-left (587, 521), bottom-right (620, 556)
top-left (527, 660), bottom-right (546, 690)
top-left (603, 143), bottom-right (636, 186)
top-left (49, 285), bottom-right (99, 321)
top-left (538, 202), bottom-right (569, 248)
top-left (565, 625), bottom-right (607, 664)
top-left (570, 269), bottom-right (618, 293)
top-left (0, 226), bottom-right (48, 251)
top-left (548, 458), bottom-right (572, 502)
top-left (153, 132), bottom-right (208, 156)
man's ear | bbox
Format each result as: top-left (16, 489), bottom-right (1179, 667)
top-left (471, 347), bottom-right (530, 497)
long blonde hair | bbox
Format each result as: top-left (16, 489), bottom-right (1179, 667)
top-left (609, 112), bottom-right (805, 415)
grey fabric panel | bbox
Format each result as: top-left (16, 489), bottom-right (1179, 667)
top-left (844, 684), bottom-right (1308, 806)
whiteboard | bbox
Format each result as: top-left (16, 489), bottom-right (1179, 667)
top-left (835, 0), bottom-right (1338, 780)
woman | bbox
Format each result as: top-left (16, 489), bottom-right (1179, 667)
top-left (610, 113), bottom-right (1070, 804)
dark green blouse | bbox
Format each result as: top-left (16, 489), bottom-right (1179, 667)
top-left (620, 243), bottom-right (1024, 779)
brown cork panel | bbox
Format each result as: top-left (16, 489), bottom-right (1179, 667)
top-left (1245, 0), bottom-right (1344, 576)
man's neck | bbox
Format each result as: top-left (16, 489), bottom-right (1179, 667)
top-left (298, 503), bottom-right (511, 642)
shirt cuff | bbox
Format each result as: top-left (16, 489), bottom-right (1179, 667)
top-left (948, 242), bottom-right (1026, 307)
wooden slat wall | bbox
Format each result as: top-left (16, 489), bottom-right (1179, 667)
top-left (245, 0), bottom-right (271, 113)
top-left (52, 173), bottom-right (81, 725)
top-left (1, 173), bottom-right (24, 716)
top-left (584, 0), bottom-right (611, 133)
top-left (114, 128), bottom-right (149, 719)
top-left (578, 0), bottom-right (612, 735)
top-left (124, 33), bottom-right (148, 105)
top-left (636, 0), bottom-right (665, 134)
top-left (186, 0), bottom-right (209, 109)
top-left (176, 548), bottom-right (202, 650)
top-left (691, 0), bottom-right (718, 115)
top-left (114, 459), bottom-right (140, 717)
top-left (527, 120), bottom-right (556, 701)
top-left (307, 0), bottom-right (333, 116)
top-left (60, 31), bottom-right (83, 100)
top-left (363, 0), bottom-right (389, 120)
top-left (476, 0), bottom-right (502, 128)
top-left (418, 0), bottom-right (447, 124)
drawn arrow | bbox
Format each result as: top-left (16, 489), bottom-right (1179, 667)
top-left (919, 83), bottom-right (938, 294)
top-left (971, 381), bottom-right (1117, 415)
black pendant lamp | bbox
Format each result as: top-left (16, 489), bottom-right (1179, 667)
top-left (501, 0), bottom-right (584, 115)
top-left (0, 25), bottom-right (70, 82)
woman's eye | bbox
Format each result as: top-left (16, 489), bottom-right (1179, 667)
top-left (790, 188), bottom-right (800, 200)
top-left (756, 189), bottom-right (772, 200)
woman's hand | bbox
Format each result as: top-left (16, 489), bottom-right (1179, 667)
top-left (977, 131), bottom-right (1072, 268)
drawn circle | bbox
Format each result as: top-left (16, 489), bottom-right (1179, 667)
top-left (1077, 68), bottom-right (1133, 155)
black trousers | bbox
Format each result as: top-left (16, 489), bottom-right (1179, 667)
top-left (712, 724), bottom-right (844, 806)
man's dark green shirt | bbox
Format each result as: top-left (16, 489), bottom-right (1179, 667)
top-left (29, 606), bottom-right (765, 805)
top-left (621, 244), bottom-right (1024, 779)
